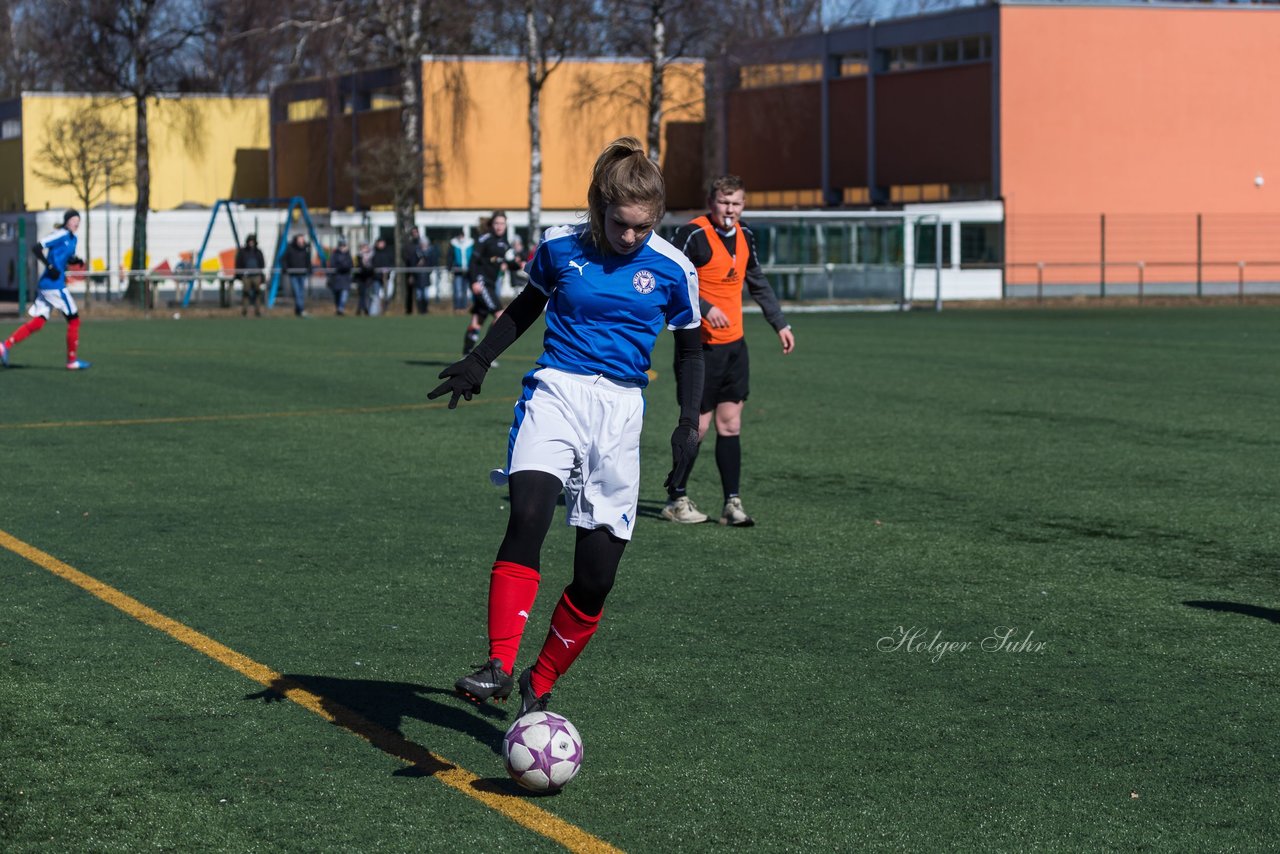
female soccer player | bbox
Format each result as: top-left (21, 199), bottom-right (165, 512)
top-left (1, 209), bottom-right (91, 370)
top-left (430, 137), bottom-right (705, 717)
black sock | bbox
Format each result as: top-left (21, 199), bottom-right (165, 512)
top-left (716, 434), bottom-right (741, 501)
top-left (463, 328), bottom-right (479, 354)
top-left (667, 443), bottom-right (701, 501)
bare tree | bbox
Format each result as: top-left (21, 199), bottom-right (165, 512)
top-left (43, 0), bottom-right (206, 297)
top-left (517, 0), bottom-right (601, 241)
top-left (338, 0), bottom-right (477, 276)
top-left (0, 0), bottom-right (48, 96)
top-left (590, 0), bottom-right (721, 165)
top-left (198, 0), bottom-right (356, 92)
top-left (32, 109), bottom-right (133, 304)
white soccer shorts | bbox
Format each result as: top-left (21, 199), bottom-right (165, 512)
top-left (28, 287), bottom-right (78, 319)
top-left (491, 367), bottom-right (645, 541)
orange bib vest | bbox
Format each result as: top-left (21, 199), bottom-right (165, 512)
top-left (690, 215), bottom-right (749, 345)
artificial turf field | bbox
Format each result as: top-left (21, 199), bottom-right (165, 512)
top-left (1, 306), bottom-right (1277, 852)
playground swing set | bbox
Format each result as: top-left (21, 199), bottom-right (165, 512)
top-left (183, 197), bottom-right (328, 309)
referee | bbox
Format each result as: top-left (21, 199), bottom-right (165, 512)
top-left (662, 175), bottom-right (795, 526)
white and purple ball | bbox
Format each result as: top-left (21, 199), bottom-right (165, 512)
top-left (503, 711), bottom-right (583, 792)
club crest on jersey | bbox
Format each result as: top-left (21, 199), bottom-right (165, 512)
top-left (632, 269), bottom-right (656, 294)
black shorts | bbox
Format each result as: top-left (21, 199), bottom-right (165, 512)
top-left (699, 338), bottom-right (750, 412)
top-left (470, 288), bottom-right (501, 318)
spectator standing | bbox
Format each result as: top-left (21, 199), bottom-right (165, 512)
top-left (371, 236), bottom-right (395, 316)
top-left (355, 243), bottom-right (377, 316)
top-left (328, 238), bottom-right (353, 316)
top-left (403, 226), bottom-right (431, 315)
top-left (423, 238), bottom-right (440, 313)
top-left (283, 233), bottom-right (313, 317)
top-left (236, 234), bottom-right (266, 317)
top-left (450, 230), bottom-right (474, 310)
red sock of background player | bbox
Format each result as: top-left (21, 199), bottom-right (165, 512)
top-left (530, 590), bottom-right (599, 697)
top-left (4, 316), bottom-right (46, 349)
top-left (487, 561), bottom-right (540, 675)
top-left (66, 316), bottom-right (80, 362)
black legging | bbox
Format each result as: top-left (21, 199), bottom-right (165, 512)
top-left (495, 470), bottom-right (627, 617)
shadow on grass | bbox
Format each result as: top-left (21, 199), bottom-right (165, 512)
top-left (244, 674), bottom-right (510, 778)
top-left (404, 359), bottom-right (453, 368)
top-left (471, 776), bottom-right (561, 798)
top-left (636, 497), bottom-right (670, 521)
top-left (1184, 600), bottom-right (1280, 624)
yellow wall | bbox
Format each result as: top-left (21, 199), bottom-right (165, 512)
top-left (19, 94), bottom-right (268, 211)
top-left (419, 57), bottom-right (705, 211)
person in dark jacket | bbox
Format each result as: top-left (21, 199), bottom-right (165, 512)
top-left (462, 211), bottom-right (510, 354)
top-left (283, 234), bottom-right (313, 317)
top-left (371, 236), bottom-right (395, 314)
top-left (236, 234), bottom-right (267, 317)
top-left (355, 243), bottom-right (377, 316)
top-left (403, 226), bottom-right (432, 315)
top-left (328, 239), bottom-right (353, 315)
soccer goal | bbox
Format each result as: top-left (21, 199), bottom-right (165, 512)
top-left (717, 209), bottom-right (948, 311)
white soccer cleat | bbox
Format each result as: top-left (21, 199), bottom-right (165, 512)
top-left (719, 496), bottom-right (755, 527)
top-left (66, 359), bottom-right (92, 371)
top-left (661, 495), bottom-right (708, 524)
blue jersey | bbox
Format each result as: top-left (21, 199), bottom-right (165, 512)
top-left (525, 225), bottom-right (700, 386)
top-left (39, 227), bottom-right (78, 289)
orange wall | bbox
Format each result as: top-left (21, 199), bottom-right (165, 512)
top-left (421, 58), bottom-right (704, 211)
top-left (1000, 5), bottom-right (1280, 218)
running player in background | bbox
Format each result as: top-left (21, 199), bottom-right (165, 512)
top-left (462, 211), bottom-right (511, 356)
top-left (432, 138), bottom-right (704, 718)
top-left (661, 176), bottom-right (794, 527)
top-left (1, 209), bottom-right (91, 370)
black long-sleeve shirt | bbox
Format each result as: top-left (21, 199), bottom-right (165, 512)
top-left (468, 231), bottom-right (512, 289)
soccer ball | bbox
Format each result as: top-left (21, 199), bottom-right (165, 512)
top-left (503, 711), bottom-right (583, 792)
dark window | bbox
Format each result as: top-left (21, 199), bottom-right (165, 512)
top-left (915, 224), bottom-right (953, 265)
top-left (823, 225), bottom-right (853, 265)
top-left (839, 53), bottom-right (868, 76)
top-left (960, 223), bottom-right (1003, 266)
top-left (753, 226), bottom-right (773, 265)
top-left (941, 41), bottom-right (960, 63)
top-left (857, 223), bottom-right (904, 265)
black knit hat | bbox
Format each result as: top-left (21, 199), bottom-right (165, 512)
top-left (62, 209), bottom-right (80, 225)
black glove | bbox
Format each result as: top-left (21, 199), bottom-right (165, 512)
top-left (664, 421), bottom-right (700, 490)
top-left (45, 265), bottom-right (61, 279)
top-left (427, 353), bottom-right (489, 409)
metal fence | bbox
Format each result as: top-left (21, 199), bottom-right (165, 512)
top-left (1004, 213), bottom-right (1280, 300)
top-left (19, 266), bottom-right (465, 314)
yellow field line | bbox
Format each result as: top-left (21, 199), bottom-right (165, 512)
top-left (0, 398), bottom-right (507, 431)
top-left (0, 529), bottom-right (620, 854)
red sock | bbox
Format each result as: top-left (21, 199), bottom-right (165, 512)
top-left (66, 316), bottom-right (80, 362)
top-left (5, 316), bottom-right (46, 348)
top-left (530, 591), bottom-right (600, 697)
top-left (487, 561), bottom-right (540, 675)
